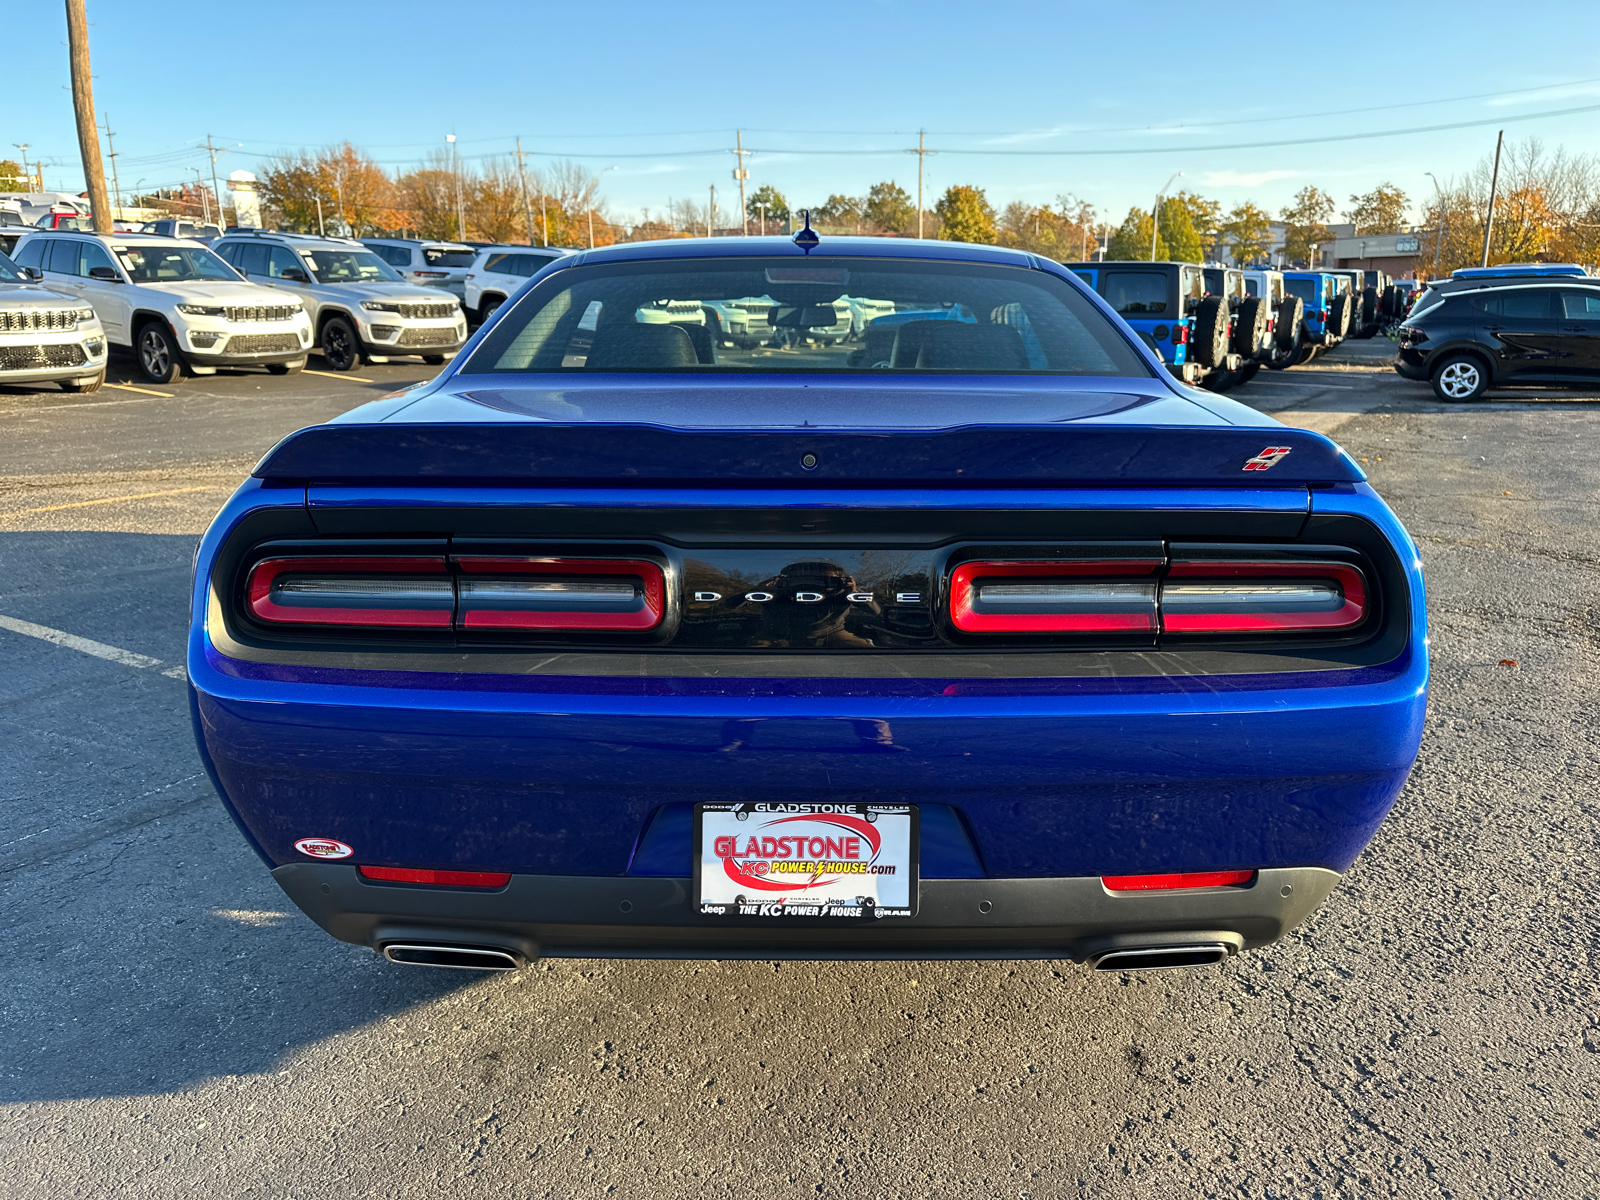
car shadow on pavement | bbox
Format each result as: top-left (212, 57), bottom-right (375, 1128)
top-left (0, 798), bottom-right (468, 1103)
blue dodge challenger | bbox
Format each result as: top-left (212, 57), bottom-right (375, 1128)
top-left (187, 233), bottom-right (1427, 972)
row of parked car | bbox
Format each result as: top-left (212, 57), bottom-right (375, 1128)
top-left (1066, 261), bottom-right (1419, 391)
top-left (0, 224), bottom-right (580, 388)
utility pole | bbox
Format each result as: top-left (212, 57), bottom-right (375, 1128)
top-left (64, 0), bottom-right (113, 231)
top-left (205, 133), bottom-right (226, 226)
top-left (12, 145), bottom-right (29, 193)
top-left (756, 202), bottom-right (766, 235)
top-left (315, 195), bottom-right (325, 237)
top-left (1481, 129), bottom-right (1504, 269)
top-left (732, 130), bottom-right (750, 236)
top-left (909, 129), bottom-right (931, 238)
top-left (708, 183), bottom-right (716, 237)
top-left (447, 134), bottom-right (465, 241)
top-left (194, 169), bottom-right (211, 225)
top-left (1425, 170), bottom-right (1445, 279)
top-left (514, 137), bottom-right (537, 246)
top-left (102, 116), bottom-right (121, 220)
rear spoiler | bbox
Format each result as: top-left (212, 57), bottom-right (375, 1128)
top-left (253, 423), bottom-right (1365, 487)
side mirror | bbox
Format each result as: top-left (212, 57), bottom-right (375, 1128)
top-left (21, 266), bottom-right (42, 281)
top-left (281, 268), bottom-right (309, 283)
top-left (88, 266), bottom-right (120, 282)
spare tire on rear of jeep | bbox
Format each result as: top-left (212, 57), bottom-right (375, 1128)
top-left (1192, 296), bottom-right (1229, 369)
top-left (1360, 286), bottom-right (1379, 328)
top-left (1380, 284), bottom-right (1399, 319)
top-left (1274, 295), bottom-right (1304, 349)
top-left (1232, 296), bottom-right (1268, 358)
top-left (1329, 293), bottom-right (1353, 338)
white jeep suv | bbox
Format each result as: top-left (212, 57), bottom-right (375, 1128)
top-left (463, 245), bottom-right (570, 323)
top-left (10, 231), bottom-right (313, 384)
top-left (0, 247), bottom-right (107, 392)
top-left (213, 232), bottom-right (467, 371)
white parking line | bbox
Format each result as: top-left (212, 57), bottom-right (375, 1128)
top-left (0, 613), bottom-right (185, 678)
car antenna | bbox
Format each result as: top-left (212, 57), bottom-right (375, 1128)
top-left (792, 210), bottom-right (820, 253)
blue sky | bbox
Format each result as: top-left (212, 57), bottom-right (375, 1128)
top-left (9, 0), bottom-right (1600, 228)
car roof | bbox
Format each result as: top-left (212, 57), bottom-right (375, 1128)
top-left (25, 230), bottom-right (199, 248)
top-left (216, 230), bottom-right (364, 249)
top-left (579, 234), bottom-right (1036, 268)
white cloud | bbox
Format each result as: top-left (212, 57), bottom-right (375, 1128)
top-left (1487, 82), bottom-right (1600, 106)
top-left (1203, 169), bottom-right (1299, 188)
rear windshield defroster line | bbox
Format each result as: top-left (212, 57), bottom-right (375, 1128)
top-left (462, 256), bottom-right (1153, 378)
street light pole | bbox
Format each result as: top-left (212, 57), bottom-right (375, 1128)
top-left (1425, 170), bottom-right (1445, 279)
top-left (1151, 171), bottom-right (1182, 262)
top-left (447, 134), bottom-right (465, 241)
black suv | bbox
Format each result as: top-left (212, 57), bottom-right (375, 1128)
top-left (1394, 274), bottom-right (1600, 400)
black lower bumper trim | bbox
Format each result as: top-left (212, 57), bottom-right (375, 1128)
top-left (272, 864), bottom-right (1341, 962)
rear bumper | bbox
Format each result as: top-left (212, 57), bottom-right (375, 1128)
top-left (1393, 349), bottom-right (1431, 380)
top-left (274, 861), bottom-right (1341, 961)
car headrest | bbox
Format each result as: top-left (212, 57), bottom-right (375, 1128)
top-left (890, 320), bottom-right (1029, 370)
top-left (584, 322), bottom-right (699, 369)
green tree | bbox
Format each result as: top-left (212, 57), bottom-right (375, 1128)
top-left (863, 181), bottom-right (914, 234)
top-left (746, 184), bottom-right (789, 227)
top-left (996, 197), bottom-right (1097, 260)
top-left (1221, 201), bottom-right (1274, 266)
top-left (1107, 206), bottom-right (1163, 260)
top-left (936, 184), bottom-right (997, 244)
top-left (0, 159), bottom-right (26, 190)
top-left (1171, 191), bottom-right (1222, 259)
top-left (1280, 185), bottom-right (1335, 266)
top-left (1155, 195), bottom-right (1202, 263)
top-left (813, 193), bottom-right (863, 229)
top-left (1346, 182), bottom-right (1409, 234)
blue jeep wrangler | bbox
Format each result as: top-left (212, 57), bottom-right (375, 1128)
top-left (1278, 271), bottom-right (1349, 366)
top-left (1064, 261), bottom-right (1232, 385)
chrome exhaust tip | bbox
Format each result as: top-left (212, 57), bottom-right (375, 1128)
top-left (381, 943), bottom-right (523, 971)
top-left (1091, 943), bottom-right (1231, 971)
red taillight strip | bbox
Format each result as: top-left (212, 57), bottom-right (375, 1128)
top-left (1161, 561), bottom-right (1366, 633)
top-left (949, 560), bottom-right (1161, 633)
top-left (358, 865), bottom-right (512, 888)
top-left (1102, 870), bottom-right (1255, 891)
top-left (453, 557), bottom-right (665, 631)
top-left (246, 557), bottom-right (452, 627)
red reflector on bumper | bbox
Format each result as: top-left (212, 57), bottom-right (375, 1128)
top-left (358, 866), bottom-right (512, 888)
top-left (1101, 870), bottom-right (1255, 891)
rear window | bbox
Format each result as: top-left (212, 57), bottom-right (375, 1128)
top-left (1101, 271), bottom-right (1169, 315)
top-left (424, 248), bottom-right (476, 268)
top-left (1284, 278), bottom-right (1319, 304)
top-left (466, 256), bottom-right (1150, 376)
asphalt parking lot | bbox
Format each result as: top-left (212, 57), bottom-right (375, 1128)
top-left (3, 340), bottom-right (1598, 1199)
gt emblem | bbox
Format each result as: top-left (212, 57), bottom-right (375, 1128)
top-left (1242, 446), bottom-right (1293, 471)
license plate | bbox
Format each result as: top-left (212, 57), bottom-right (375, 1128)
top-left (695, 803), bottom-right (918, 920)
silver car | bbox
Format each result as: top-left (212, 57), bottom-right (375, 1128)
top-left (0, 248), bottom-right (107, 392)
top-left (214, 232), bottom-right (468, 371)
top-left (362, 238), bottom-right (477, 302)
